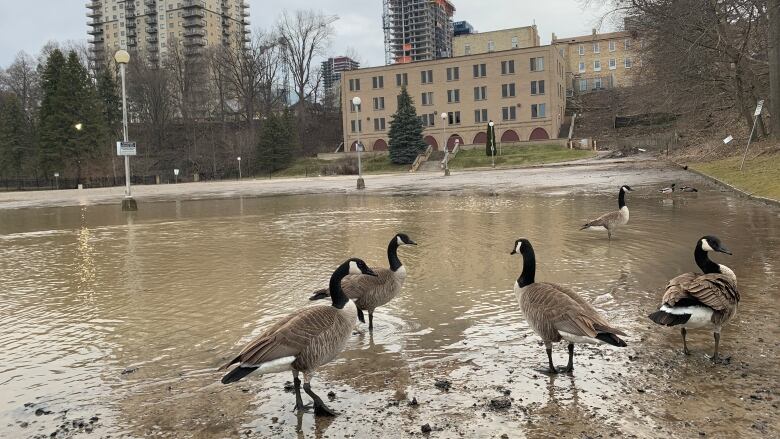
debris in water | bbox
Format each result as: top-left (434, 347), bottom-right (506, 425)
top-left (490, 397), bottom-right (512, 410)
top-left (283, 381), bottom-right (294, 392)
top-left (121, 367), bottom-right (137, 375)
top-left (421, 423), bottom-right (432, 433)
top-left (327, 391), bottom-right (336, 400)
top-left (434, 378), bottom-right (451, 391)
top-left (408, 397), bottom-right (418, 406)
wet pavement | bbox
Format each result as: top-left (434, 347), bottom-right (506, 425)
top-left (0, 160), bottom-right (778, 438)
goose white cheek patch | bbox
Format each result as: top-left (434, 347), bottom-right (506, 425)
top-left (515, 241), bottom-right (523, 253)
top-left (397, 236), bottom-right (404, 245)
top-left (701, 239), bottom-right (714, 252)
top-left (349, 261), bottom-right (360, 274)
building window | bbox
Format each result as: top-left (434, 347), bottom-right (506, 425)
top-left (374, 117), bottom-right (386, 131)
top-left (511, 36), bottom-right (519, 48)
top-left (349, 78), bottom-right (360, 92)
top-left (593, 42), bottom-right (600, 53)
top-left (595, 77), bottom-right (603, 89)
top-left (350, 102), bottom-right (362, 112)
top-left (502, 106), bottom-right (516, 121)
top-left (448, 111), bottom-right (461, 125)
top-left (373, 97), bottom-right (385, 110)
top-left (396, 73), bottom-right (408, 86)
top-left (624, 57), bottom-right (633, 68)
top-left (421, 91), bottom-right (433, 106)
top-left (420, 113), bottom-right (436, 127)
top-left (473, 63), bottom-right (487, 77)
top-left (447, 89), bottom-right (460, 103)
top-left (421, 69), bottom-right (433, 84)
top-left (578, 62), bottom-right (585, 73)
top-left (474, 109), bottom-right (488, 123)
top-left (474, 86), bottom-right (487, 101)
top-left (531, 103), bottom-right (546, 118)
top-left (608, 40), bottom-right (616, 52)
top-left (501, 60), bottom-right (515, 75)
top-left (350, 119), bottom-right (362, 132)
top-left (609, 58), bottom-right (617, 70)
top-left (464, 44), bottom-right (471, 55)
top-left (488, 40), bottom-right (495, 52)
top-left (530, 57), bottom-right (544, 72)
top-left (530, 80), bottom-right (545, 95)
top-left (594, 60), bottom-right (601, 72)
top-left (578, 44), bottom-right (585, 56)
top-left (446, 66), bottom-right (460, 81)
top-left (372, 76), bottom-right (384, 89)
top-left (501, 83), bottom-right (516, 98)
top-left (579, 79), bottom-right (588, 91)
top-left (624, 39), bottom-right (631, 50)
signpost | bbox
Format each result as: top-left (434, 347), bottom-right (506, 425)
top-left (740, 100), bottom-right (764, 171)
top-left (116, 141), bottom-right (137, 156)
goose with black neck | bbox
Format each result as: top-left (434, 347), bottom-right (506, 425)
top-left (580, 185), bottom-right (633, 240)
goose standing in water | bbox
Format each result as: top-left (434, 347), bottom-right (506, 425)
top-left (580, 185), bottom-right (633, 240)
top-left (648, 236), bottom-right (739, 362)
top-left (219, 258), bottom-right (377, 416)
top-left (309, 233), bottom-right (416, 331)
top-left (511, 238), bottom-right (627, 374)
top-left (659, 183), bottom-right (676, 194)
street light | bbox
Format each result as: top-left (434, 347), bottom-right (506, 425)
top-left (352, 96), bottom-right (365, 190)
top-left (74, 123), bottom-right (83, 131)
top-left (54, 172), bottom-right (60, 190)
top-left (173, 168), bottom-right (179, 184)
top-left (237, 156), bottom-right (242, 180)
top-left (115, 49), bottom-right (137, 211)
top-left (440, 112), bottom-right (450, 176)
top-left (488, 120), bottom-right (496, 168)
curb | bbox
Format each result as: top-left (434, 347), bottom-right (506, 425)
top-left (668, 160), bottom-right (780, 208)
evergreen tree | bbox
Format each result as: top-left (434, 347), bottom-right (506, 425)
top-left (0, 93), bottom-right (29, 183)
top-left (38, 49), bottom-right (68, 178)
top-left (255, 109), bottom-right (298, 173)
top-left (388, 86), bottom-right (426, 164)
top-left (96, 67), bottom-right (122, 136)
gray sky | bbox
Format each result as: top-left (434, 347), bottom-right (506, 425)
top-left (0, 0), bottom-right (616, 68)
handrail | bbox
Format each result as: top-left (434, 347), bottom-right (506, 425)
top-left (441, 143), bottom-right (460, 167)
top-left (568, 114), bottom-right (576, 140)
top-left (409, 144), bottom-right (433, 172)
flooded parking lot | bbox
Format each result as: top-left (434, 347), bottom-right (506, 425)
top-left (1, 173), bottom-right (778, 438)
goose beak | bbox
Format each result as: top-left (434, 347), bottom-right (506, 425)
top-left (407, 239), bottom-right (417, 246)
top-left (363, 267), bottom-right (378, 277)
top-left (510, 249), bottom-right (517, 255)
top-left (718, 246), bottom-right (732, 255)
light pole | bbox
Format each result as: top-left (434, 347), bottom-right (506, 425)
top-left (237, 156), bottom-right (242, 180)
top-left (352, 96), bottom-right (365, 190)
top-left (115, 49), bottom-right (137, 211)
top-left (174, 168), bottom-right (179, 184)
top-left (488, 120), bottom-right (496, 168)
top-left (54, 172), bottom-right (59, 190)
top-left (440, 112), bottom-right (450, 176)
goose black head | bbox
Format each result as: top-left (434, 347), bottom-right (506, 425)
top-left (347, 258), bottom-right (378, 276)
top-left (510, 238), bottom-right (532, 255)
top-left (699, 235), bottom-right (732, 255)
top-left (620, 185), bottom-right (633, 192)
top-left (395, 233), bottom-right (417, 246)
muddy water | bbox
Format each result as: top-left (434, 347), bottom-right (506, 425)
top-left (1, 187), bottom-right (778, 438)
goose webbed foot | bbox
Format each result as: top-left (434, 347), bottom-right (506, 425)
top-left (303, 383), bottom-right (338, 417)
top-left (294, 402), bottom-right (312, 412)
top-left (535, 367), bottom-right (559, 375)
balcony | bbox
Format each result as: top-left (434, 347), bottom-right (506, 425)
top-left (146, 26), bottom-right (158, 34)
top-left (87, 9), bottom-right (101, 18)
top-left (183, 0), bottom-right (206, 7)
top-left (146, 16), bottom-right (157, 25)
top-left (88, 37), bottom-right (105, 44)
top-left (241, 9), bottom-right (249, 17)
top-left (127, 38), bottom-right (138, 46)
top-left (148, 44), bottom-right (159, 52)
top-left (242, 18), bottom-right (250, 25)
top-left (183, 18), bottom-right (204, 27)
top-left (87, 27), bottom-right (104, 35)
top-left (86, 1), bottom-right (101, 9)
top-left (146, 35), bottom-right (158, 44)
top-left (182, 8), bottom-right (205, 18)
top-left (184, 28), bottom-right (205, 37)
top-left (144, 0), bottom-right (156, 6)
top-left (184, 38), bottom-right (205, 46)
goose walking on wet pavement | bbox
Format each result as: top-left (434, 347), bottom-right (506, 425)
top-left (309, 233), bottom-right (417, 331)
top-left (648, 236), bottom-right (739, 362)
top-left (511, 238), bottom-right (628, 374)
top-left (580, 185), bottom-right (633, 240)
top-left (219, 258), bottom-right (377, 416)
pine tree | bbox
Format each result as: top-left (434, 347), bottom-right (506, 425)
top-left (0, 93), bottom-right (29, 184)
top-left (96, 67), bottom-right (122, 136)
top-left (255, 109), bottom-right (298, 173)
top-left (388, 86), bottom-right (427, 164)
top-left (38, 49), bottom-right (68, 178)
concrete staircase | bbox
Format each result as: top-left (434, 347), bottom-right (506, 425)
top-left (417, 151), bottom-right (445, 172)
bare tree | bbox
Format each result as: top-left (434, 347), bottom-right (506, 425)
top-left (769, 0), bottom-right (780, 137)
top-left (127, 60), bottom-right (176, 167)
top-left (0, 52), bottom-right (40, 119)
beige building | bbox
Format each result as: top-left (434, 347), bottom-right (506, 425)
top-left (87, 0), bottom-right (249, 68)
top-left (552, 30), bottom-right (638, 94)
top-left (341, 44), bottom-right (567, 152)
top-left (452, 25), bottom-right (540, 57)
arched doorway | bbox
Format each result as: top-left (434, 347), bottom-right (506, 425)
top-left (424, 135), bottom-right (439, 151)
top-left (373, 139), bottom-right (388, 151)
top-left (350, 140), bottom-right (359, 151)
top-left (529, 127), bottom-right (550, 140)
top-left (447, 134), bottom-right (464, 151)
top-left (501, 130), bottom-right (520, 142)
top-left (473, 132), bottom-right (487, 145)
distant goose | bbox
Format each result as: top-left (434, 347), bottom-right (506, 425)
top-left (679, 185), bottom-right (698, 192)
top-left (309, 233), bottom-right (417, 331)
top-left (511, 238), bottom-right (627, 374)
top-left (659, 183), bottom-right (676, 194)
top-left (219, 258), bottom-right (377, 416)
top-left (580, 185), bottom-right (633, 240)
top-left (648, 236), bottom-right (738, 362)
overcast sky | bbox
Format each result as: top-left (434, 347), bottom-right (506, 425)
top-left (0, 0), bottom-right (616, 68)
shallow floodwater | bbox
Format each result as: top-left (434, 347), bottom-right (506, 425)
top-left (1, 187), bottom-right (778, 438)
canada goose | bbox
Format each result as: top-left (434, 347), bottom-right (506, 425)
top-left (648, 236), bottom-right (739, 362)
top-left (511, 238), bottom-right (627, 374)
top-left (219, 258), bottom-right (377, 416)
top-left (679, 185), bottom-right (698, 192)
top-left (309, 233), bottom-right (417, 331)
top-left (659, 183), bottom-right (676, 194)
top-left (580, 185), bottom-right (633, 240)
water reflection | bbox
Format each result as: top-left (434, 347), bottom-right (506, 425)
top-left (0, 189), bottom-right (778, 437)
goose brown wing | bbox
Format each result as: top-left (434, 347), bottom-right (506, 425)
top-left (661, 272), bottom-right (700, 305)
top-left (219, 306), bottom-right (340, 369)
top-left (548, 283), bottom-right (627, 336)
top-left (662, 273), bottom-right (739, 310)
top-left (583, 210), bottom-right (620, 228)
top-left (340, 268), bottom-right (394, 300)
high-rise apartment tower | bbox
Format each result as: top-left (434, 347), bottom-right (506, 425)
top-left (382, 0), bottom-right (455, 65)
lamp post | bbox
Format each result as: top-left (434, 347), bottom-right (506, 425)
top-left (115, 49), bottom-right (137, 211)
top-left (488, 120), bottom-right (496, 168)
top-left (440, 112), bottom-right (450, 176)
top-left (174, 168), bottom-right (179, 184)
top-left (352, 96), bottom-right (365, 190)
top-left (54, 172), bottom-right (59, 190)
top-left (237, 156), bottom-right (242, 180)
